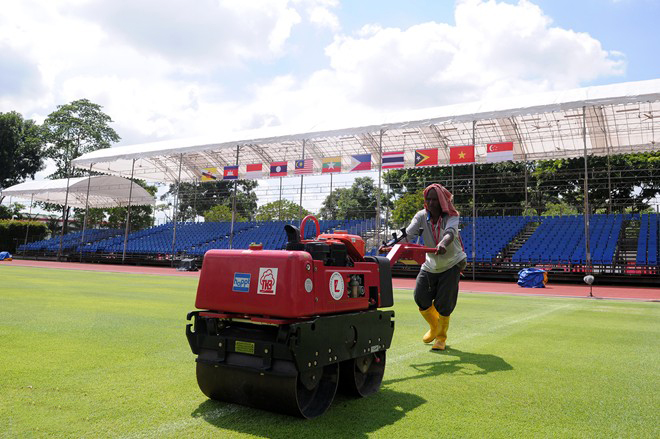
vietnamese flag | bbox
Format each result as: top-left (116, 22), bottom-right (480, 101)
top-left (449, 145), bottom-right (475, 164)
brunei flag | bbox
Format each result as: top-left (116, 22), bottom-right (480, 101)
top-left (322, 156), bottom-right (341, 173)
top-left (414, 148), bottom-right (438, 167)
top-left (200, 167), bottom-right (218, 181)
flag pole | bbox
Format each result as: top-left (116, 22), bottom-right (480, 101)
top-left (472, 121), bottom-right (476, 281)
top-left (229, 145), bottom-right (240, 249)
top-left (299, 139), bottom-right (306, 222)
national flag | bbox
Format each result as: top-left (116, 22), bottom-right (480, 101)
top-left (350, 154), bottom-right (371, 172)
top-left (244, 163), bottom-right (263, 179)
top-left (223, 165), bottom-right (238, 180)
top-left (486, 142), bottom-right (514, 163)
top-left (270, 161), bottom-right (288, 177)
top-left (322, 156), bottom-right (341, 173)
top-left (382, 151), bottom-right (404, 169)
top-left (449, 145), bottom-right (475, 165)
top-left (414, 148), bottom-right (438, 167)
top-left (201, 167), bottom-right (218, 181)
top-left (294, 158), bottom-right (313, 175)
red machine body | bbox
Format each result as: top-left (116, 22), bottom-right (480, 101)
top-left (195, 249), bottom-right (385, 318)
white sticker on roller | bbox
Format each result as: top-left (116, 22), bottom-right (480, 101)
top-left (304, 278), bottom-right (313, 293)
top-left (257, 268), bottom-right (278, 295)
top-left (329, 272), bottom-right (344, 300)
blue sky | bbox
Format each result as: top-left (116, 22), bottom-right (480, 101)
top-left (0, 0), bottom-right (658, 211)
top-left (1, 0), bottom-right (657, 147)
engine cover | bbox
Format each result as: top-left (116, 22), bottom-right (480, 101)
top-left (195, 249), bottom-right (390, 318)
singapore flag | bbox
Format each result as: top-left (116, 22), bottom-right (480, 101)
top-left (486, 142), bottom-right (514, 163)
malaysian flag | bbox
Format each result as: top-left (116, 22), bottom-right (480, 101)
top-left (294, 158), bottom-right (313, 175)
top-left (382, 151), bottom-right (404, 169)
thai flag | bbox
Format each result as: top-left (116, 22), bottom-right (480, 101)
top-left (223, 165), bottom-right (238, 180)
top-left (350, 154), bottom-right (371, 172)
top-left (382, 151), bottom-right (404, 169)
top-left (244, 163), bottom-right (263, 179)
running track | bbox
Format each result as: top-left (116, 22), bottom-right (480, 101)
top-left (4, 259), bottom-right (659, 301)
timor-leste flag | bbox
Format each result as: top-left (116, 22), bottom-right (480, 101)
top-left (449, 145), bottom-right (475, 164)
top-left (414, 148), bottom-right (438, 167)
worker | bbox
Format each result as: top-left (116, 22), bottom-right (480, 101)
top-left (403, 183), bottom-right (467, 350)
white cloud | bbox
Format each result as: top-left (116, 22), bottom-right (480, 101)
top-left (0, 0), bottom-right (626, 150)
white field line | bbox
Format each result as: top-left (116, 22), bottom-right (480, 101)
top-left (118, 405), bottom-right (241, 439)
top-left (387, 302), bottom-right (573, 366)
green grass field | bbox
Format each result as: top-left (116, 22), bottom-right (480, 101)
top-left (1, 265), bottom-right (658, 438)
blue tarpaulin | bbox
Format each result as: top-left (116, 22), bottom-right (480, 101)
top-left (0, 251), bottom-right (12, 261)
top-left (517, 267), bottom-right (546, 288)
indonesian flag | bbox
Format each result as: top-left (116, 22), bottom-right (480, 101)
top-left (244, 163), bottom-right (263, 179)
top-left (449, 145), bottom-right (475, 165)
top-left (486, 142), bottom-right (514, 163)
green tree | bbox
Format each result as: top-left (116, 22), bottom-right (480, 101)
top-left (390, 190), bottom-right (424, 228)
top-left (319, 177), bottom-right (389, 220)
top-left (41, 99), bottom-right (121, 234)
top-left (204, 204), bottom-right (246, 222)
top-left (256, 199), bottom-right (310, 221)
top-left (162, 180), bottom-right (258, 222)
top-left (0, 203), bottom-right (26, 220)
top-left (0, 111), bottom-right (45, 198)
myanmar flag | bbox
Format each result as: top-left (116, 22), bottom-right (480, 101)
top-left (449, 145), bottom-right (475, 164)
top-left (322, 156), bottom-right (341, 173)
top-left (414, 148), bottom-right (438, 167)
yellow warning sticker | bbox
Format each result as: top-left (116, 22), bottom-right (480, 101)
top-left (235, 341), bottom-right (255, 355)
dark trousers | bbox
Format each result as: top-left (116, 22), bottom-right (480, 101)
top-left (413, 265), bottom-right (461, 316)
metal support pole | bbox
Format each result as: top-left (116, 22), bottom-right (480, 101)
top-left (122, 159), bottom-right (136, 263)
top-left (524, 161), bottom-right (528, 213)
top-left (170, 154), bottom-right (183, 265)
top-left (472, 121), bottom-right (476, 281)
top-left (582, 107), bottom-right (591, 275)
top-left (23, 193), bottom-right (34, 250)
top-left (298, 140), bottom-right (306, 221)
top-left (278, 177), bottom-right (283, 221)
top-left (377, 129), bottom-right (384, 246)
top-left (229, 145), bottom-right (240, 249)
top-left (57, 175), bottom-right (71, 261)
top-left (79, 163), bottom-right (93, 261)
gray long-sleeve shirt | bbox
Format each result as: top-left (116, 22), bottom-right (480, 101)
top-left (405, 209), bottom-right (467, 273)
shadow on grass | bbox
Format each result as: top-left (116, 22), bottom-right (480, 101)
top-left (191, 387), bottom-right (426, 438)
top-left (384, 347), bottom-right (513, 385)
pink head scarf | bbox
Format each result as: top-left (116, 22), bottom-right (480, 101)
top-left (423, 183), bottom-right (459, 217)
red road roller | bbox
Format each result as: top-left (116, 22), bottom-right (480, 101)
top-left (186, 216), bottom-right (432, 418)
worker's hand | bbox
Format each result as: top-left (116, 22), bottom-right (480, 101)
top-left (435, 243), bottom-right (447, 255)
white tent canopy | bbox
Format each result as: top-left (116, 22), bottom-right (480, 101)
top-left (72, 78), bottom-right (660, 183)
top-left (1, 176), bottom-right (155, 208)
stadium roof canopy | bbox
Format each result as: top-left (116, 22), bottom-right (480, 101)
top-left (1, 176), bottom-right (155, 208)
top-left (72, 79), bottom-right (660, 183)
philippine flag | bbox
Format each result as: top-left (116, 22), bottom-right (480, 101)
top-left (245, 163), bottom-right (263, 179)
top-left (270, 161), bottom-right (288, 177)
top-left (350, 154), bottom-right (371, 172)
top-left (223, 165), bottom-right (238, 180)
top-left (382, 151), bottom-right (405, 169)
top-left (486, 142), bottom-right (514, 163)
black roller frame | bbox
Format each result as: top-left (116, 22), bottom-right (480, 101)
top-left (186, 309), bottom-right (395, 374)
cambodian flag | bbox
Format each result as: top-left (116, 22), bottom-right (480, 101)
top-left (223, 165), bottom-right (238, 180)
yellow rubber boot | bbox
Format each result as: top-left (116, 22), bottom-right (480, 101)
top-left (419, 306), bottom-right (440, 344)
top-left (432, 316), bottom-right (450, 351)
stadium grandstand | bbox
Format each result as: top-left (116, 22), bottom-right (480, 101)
top-left (7, 79), bottom-right (660, 284)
